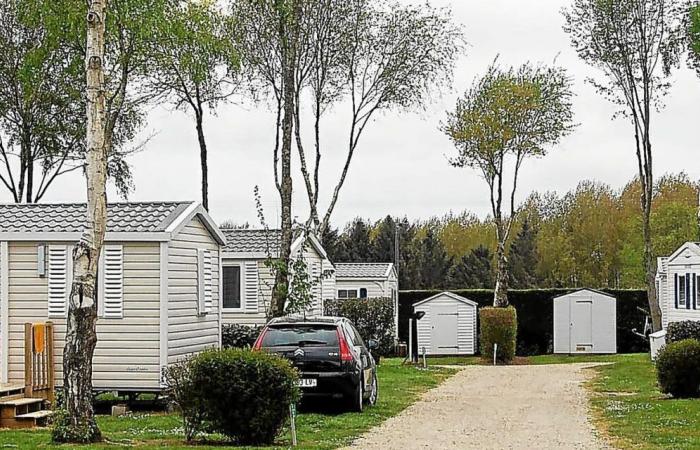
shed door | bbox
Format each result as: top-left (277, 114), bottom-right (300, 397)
top-left (431, 306), bottom-right (459, 355)
top-left (571, 299), bottom-right (593, 352)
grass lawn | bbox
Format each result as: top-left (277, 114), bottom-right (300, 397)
top-left (587, 353), bottom-right (700, 449)
top-left (0, 359), bottom-right (455, 449)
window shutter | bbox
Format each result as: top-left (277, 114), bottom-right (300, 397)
top-left (197, 249), bottom-right (212, 315)
top-left (311, 261), bottom-right (320, 312)
top-left (102, 245), bottom-right (124, 318)
top-left (48, 245), bottom-right (68, 318)
top-left (695, 274), bottom-right (698, 310)
top-left (686, 273), bottom-right (691, 310)
top-left (244, 261), bottom-right (259, 312)
top-left (674, 273), bottom-right (679, 309)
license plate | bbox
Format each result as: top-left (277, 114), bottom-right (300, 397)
top-left (297, 378), bottom-right (317, 388)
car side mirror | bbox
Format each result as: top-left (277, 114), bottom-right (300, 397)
top-left (367, 339), bottom-right (378, 350)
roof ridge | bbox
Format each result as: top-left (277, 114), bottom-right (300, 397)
top-left (0, 201), bottom-right (193, 207)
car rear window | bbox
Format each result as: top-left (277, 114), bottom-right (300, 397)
top-left (262, 325), bottom-right (339, 347)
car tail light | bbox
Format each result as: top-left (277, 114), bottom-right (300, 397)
top-left (252, 327), bottom-right (268, 350)
top-left (336, 328), bottom-right (353, 362)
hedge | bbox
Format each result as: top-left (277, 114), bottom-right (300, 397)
top-left (400, 289), bottom-right (649, 355)
top-left (480, 306), bottom-right (517, 363)
top-left (325, 297), bottom-right (395, 357)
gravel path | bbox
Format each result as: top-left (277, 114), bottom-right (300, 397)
top-left (345, 363), bottom-right (611, 450)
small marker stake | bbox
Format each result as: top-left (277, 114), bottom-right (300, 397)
top-left (493, 343), bottom-right (498, 366)
top-left (289, 403), bottom-right (297, 446)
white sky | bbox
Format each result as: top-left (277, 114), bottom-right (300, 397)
top-left (25, 0), bottom-right (700, 229)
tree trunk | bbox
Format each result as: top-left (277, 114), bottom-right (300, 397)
top-left (642, 182), bottom-right (662, 331)
top-left (56, 0), bottom-right (108, 442)
top-left (493, 226), bottom-right (509, 307)
top-left (195, 112), bottom-right (209, 211)
top-left (270, 0), bottom-right (298, 317)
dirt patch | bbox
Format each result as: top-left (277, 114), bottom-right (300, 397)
top-left (344, 363), bottom-right (611, 450)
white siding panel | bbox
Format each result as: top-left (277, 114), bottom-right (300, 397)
top-left (7, 242), bottom-right (161, 390)
top-left (415, 293), bottom-right (477, 356)
top-left (167, 217), bottom-right (220, 364)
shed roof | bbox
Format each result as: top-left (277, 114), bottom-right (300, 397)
top-left (552, 288), bottom-right (616, 300)
top-left (413, 291), bottom-right (478, 307)
top-left (0, 201), bottom-right (190, 233)
top-left (335, 262), bottom-right (394, 279)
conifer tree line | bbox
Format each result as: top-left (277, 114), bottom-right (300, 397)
top-left (324, 173), bottom-right (700, 291)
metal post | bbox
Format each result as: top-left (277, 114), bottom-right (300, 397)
top-left (493, 343), bottom-right (498, 366)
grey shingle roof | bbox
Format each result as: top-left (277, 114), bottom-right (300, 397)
top-left (335, 262), bottom-right (393, 279)
top-left (221, 229), bottom-right (281, 253)
top-left (0, 202), bottom-right (192, 233)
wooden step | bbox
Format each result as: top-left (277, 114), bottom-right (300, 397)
top-left (0, 383), bottom-right (24, 399)
top-left (15, 410), bottom-right (53, 420)
top-left (0, 398), bottom-right (43, 407)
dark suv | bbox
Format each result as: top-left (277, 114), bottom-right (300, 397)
top-left (253, 316), bottom-right (378, 411)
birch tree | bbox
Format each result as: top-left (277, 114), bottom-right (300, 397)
top-left (295, 0), bottom-right (462, 235)
top-left (563, 0), bottom-right (685, 331)
top-left (53, 0), bottom-right (108, 443)
top-left (148, 0), bottom-right (239, 210)
top-left (443, 62), bottom-right (575, 307)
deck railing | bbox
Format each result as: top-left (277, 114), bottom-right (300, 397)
top-left (24, 322), bottom-right (55, 402)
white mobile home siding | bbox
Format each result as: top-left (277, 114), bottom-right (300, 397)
top-left (6, 241), bottom-right (162, 390)
top-left (167, 217), bottom-right (220, 364)
top-left (414, 293), bottom-right (477, 356)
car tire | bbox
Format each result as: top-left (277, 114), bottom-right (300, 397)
top-left (366, 372), bottom-right (378, 406)
top-left (349, 378), bottom-right (363, 412)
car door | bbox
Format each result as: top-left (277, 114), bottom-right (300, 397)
top-left (344, 323), bottom-right (373, 389)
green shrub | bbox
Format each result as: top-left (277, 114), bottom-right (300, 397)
top-left (480, 306), bottom-right (517, 363)
top-left (221, 324), bottom-right (263, 349)
top-left (166, 348), bottom-right (300, 445)
top-left (325, 297), bottom-right (395, 356)
top-left (656, 339), bottom-right (700, 398)
top-left (667, 321), bottom-right (700, 343)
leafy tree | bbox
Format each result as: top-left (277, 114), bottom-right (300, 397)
top-left (443, 61), bottom-right (575, 306)
top-left (371, 216), bottom-right (397, 263)
top-left (447, 245), bottom-right (493, 289)
top-left (0, 0), bottom-right (132, 202)
top-left (148, 0), bottom-right (239, 210)
top-left (338, 218), bottom-right (372, 262)
top-left (415, 228), bottom-right (451, 289)
top-left (319, 226), bottom-right (342, 262)
top-left (563, 0), bottom-right (686, 331)
top-left (508, 219), bottom-right (539, 289)
top-left (295, 1), bottom-right (462, 234)
top-left (689, 2), bottom-right (700, 73)
top-left (230, 0), bottom-right (305, 316)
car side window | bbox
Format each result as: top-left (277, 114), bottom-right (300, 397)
top-left (345, 323), bottom-right (364, 347)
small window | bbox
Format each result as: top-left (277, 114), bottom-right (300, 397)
top-left (223, 266), bottom-right (242, 309)
top-left (359, 288), bottom-right (368, 299)
top-left (338, 289), bottom-right (358, 299)
top-left (679, 275), bottom-right (687, 307)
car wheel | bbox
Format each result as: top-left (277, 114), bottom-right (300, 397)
top-left (349, 378), bottom-right (363, 412)
top-left (366, 372), bottom-right (378, 406)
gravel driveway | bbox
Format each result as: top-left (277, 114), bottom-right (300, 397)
top-left (345, 363), bottom-right (610, 450)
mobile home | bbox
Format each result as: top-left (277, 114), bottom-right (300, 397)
top-left (0, 201), bottom-right (225, 392)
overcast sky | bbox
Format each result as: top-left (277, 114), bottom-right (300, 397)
top-left (28, 0), bottom-right (700, 229)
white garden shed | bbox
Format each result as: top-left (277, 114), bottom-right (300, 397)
top-left (414, 292), bottom-right (477, 356)
top-left (553, 289), bottom-right (617, 354)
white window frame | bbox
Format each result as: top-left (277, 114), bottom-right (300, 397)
top-left (222, 263), bottom-right (244, 311)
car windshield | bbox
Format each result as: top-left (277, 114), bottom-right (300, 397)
top-left (262, 325), bottom-right (339, 347)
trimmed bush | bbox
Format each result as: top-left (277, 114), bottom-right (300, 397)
top-left (166, 348), bottom-right (300, 445)
top-left (400, 289), bottom-right (649, 355)
top-left (656, 339), bottom-right (700, 398)
top-left (325, 297), bottom-right (395, 356)
top-left (222, 324), bottom-right (263, 349)
top-left (480, 306), bottom-right (517, 363)
top-left (667, 321), bottom-right (700, 343)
